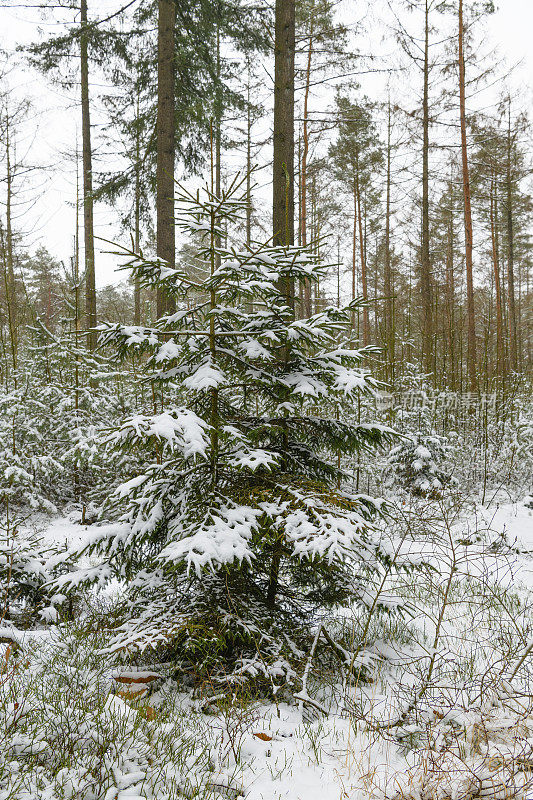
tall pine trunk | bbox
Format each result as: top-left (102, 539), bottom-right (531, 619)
top-left (273, 0), bottom-right (295, 265)
top-left (246, 60), bottom-right (252, 248)
top-left (445, 177), bottom-right (456, 390)
top-left (134, 91), bottom-right (141, 326)
top-left (80, 0), bottom-right (97, 349)
top-left (458, 0), bottom-right (477, 391)
top-left (351, 177), bottom-right (357, 330)
top-left (356, 161), bottom-right (369, 345)
top-left (269, 0), bottom-right (295, 608)
top-left (420, 0), bottom-right (433, 376)
top-left (506, 98), bottom-right (517, 372)
top-left (301, 10), bottom-right (313, 318)
top-left (383, 101), bottom-right (394, 378)
top-left (489, 173), bottom-right (504, 377)
top-left (3, 112), bottom-right (17, 385)
top-left (156, 0), bottom-right (176, 318)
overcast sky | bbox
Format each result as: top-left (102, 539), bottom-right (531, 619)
top-left (2, 0), bottom-right (532, 288)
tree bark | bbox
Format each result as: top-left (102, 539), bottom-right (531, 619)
top-left (80, 0), bottom-right (97, 349)
top-left (356, 167), bottom-right (369, 346)
top-left (420, 0), bottom-right (433, 377)
top-left (458, 0), bottom-right (477, 391)
top-left (156, 0), bottom-right (176, 318)
top-left (384, 101), bottom-right (394, 377)
top-left (351, 177), bottom-right (357, 329)
top-left (3, 113), bottom-right (17, 384)
top-left (134, 91), bottom-right (141, 326)
top-left (506, 98), bottom-right (517, 372)
top-left (273, 0), bottom-right (295, 260)
top-left (269, 0), bottom-right (295, 609)
top-left (301, 9), bottom-right (313, 318)
top-left (246, 60), bottom-right (252, 248)
top-left (489, 174), bottom-right (504, 377)
top-left (445, 178), bottom-right (456, 390)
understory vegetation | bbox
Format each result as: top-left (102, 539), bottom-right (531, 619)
top-left (1, 0), bottom-right (533, 796)
top-left (0, 193), bottom-right (531, 795)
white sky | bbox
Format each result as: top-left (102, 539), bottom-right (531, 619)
top-left (1, 0), bottom-right (532, 288)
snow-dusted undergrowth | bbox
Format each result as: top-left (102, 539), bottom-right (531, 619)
top-left (1, 496), bottom-right (533, 800)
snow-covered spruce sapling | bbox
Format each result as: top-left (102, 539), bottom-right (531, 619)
top-left (11, 319), bottom-right (135, 515)
top-left (385, 431), bottom-right (456, 498)
top-left (58, 174), bottom-right (403, 689)
top-left (0, 512), bottom-right (63, 629)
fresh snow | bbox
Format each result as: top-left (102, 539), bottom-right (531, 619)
top-left (3, 498), bottom-right (532, 800)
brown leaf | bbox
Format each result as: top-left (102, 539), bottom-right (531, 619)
top-left (117, 687), bottom-right (149, 702)
top-left (253, 732), bottom-right (273, 741)
top-left (113, 672), bottom-right (161, 685)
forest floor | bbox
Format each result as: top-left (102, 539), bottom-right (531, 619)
top-left (2, 496), bottom-right (533, 800)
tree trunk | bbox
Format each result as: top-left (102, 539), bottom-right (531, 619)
top-left (214, 25), bottom-right (222, 276)
top-left (489, 174), bottom-right (504, 377)
top-left (246, 59), bottom-right (252, 248)
top-left (301, 9), bottom-right (314, 318)
top-left (269, 0), bottom-right (295, 609)
top-left (134, 90), bottom-right (141, 326)
top-left (356, 159), bottom-right (369, 346)
top-left (445, 178), bottom-right (456, 390)
top-left (273, 0), bottom-right (295, 258)
top-left (384, 101), bottom-right (394, 378)
top-left (3, 113), bottom-right (17, 385)
top-left (215, 25), bottom-right (222, 205)
top-left (351, 177), bottom-right (357, 329)
top-left (458, 0), bottom-right (477, 391)
top-left (80, 0), bottom-right (97, 349)
top-left (506, 98), bottom-right (517, 372)
top-left (420, 0), bottom-right (433, 377)
top-left (156, 0), bottom-right (176, 318)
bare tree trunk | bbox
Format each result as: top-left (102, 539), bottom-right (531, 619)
top-left (383, 100), bottom-right (394, 378)
top-left (215, 26), bottom-right (222, 205)
top-left (80, 0), bottom-right (97, 349)
top-left (301, 9), bottom-right (314, 318)
top-left (214, 25), bottom-right (223, 280)
top-left (269, 0), bottom-right (295, 609)
top-left (74, 150), bottom-right (81, 414)
top-left (272, 0), bottom-right (295, 283)
top-left (489, 173), bottom-right (504, 377)
top-left (356, 159), bottom-right (369, 345)
top-left (246, 59), bottom-right (252, 248)
top-left (156, 0), bottom-right (176, 318)
top-left (506, 97), bottom-right (517, 372)
top-left (351, 177), bottom-right (357, 329)
top-left (420, 0), bottom-right (433, 376)
top-left (445, 178), bottom-right (456, 390)
top-left (3, 113), bottom-right (17, 385)
top-left (458, 0), bottom-right (477, 391)
top-left (134, 90), bottom-right (141, 326)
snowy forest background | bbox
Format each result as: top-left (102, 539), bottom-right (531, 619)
top-left (0, 1), bottom-right (532, 799)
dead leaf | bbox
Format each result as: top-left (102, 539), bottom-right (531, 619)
top-left (253, 732), bottom-right (273, 741)
top-left (141, 706), bottom-right (158, 720)
top-left (113, 672), bottom-right (161, 685)
top-left (117, 687), bottom-right (149, 702)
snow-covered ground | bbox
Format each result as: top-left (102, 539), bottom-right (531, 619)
top-left (2, 498), bottom-right (533, 800)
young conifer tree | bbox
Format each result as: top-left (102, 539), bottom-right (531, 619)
top-left (58, 174), bottom-right (401, 687)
